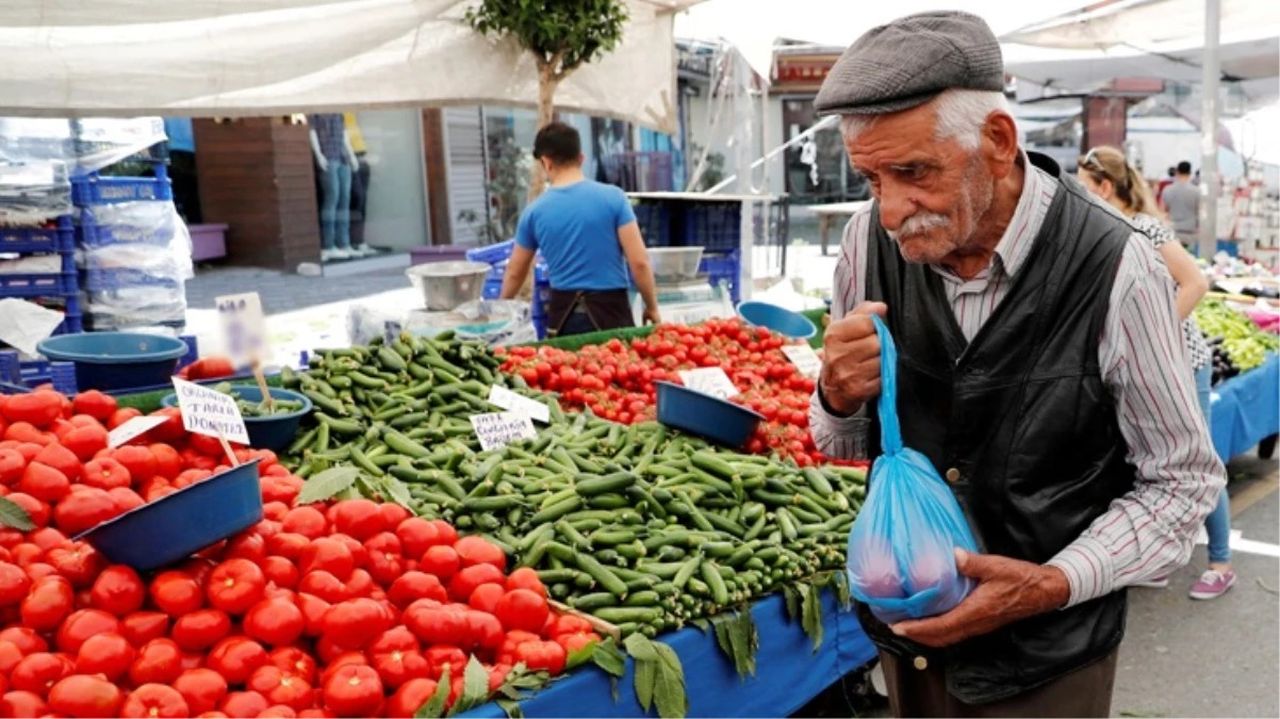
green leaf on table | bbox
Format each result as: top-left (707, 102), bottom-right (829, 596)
top-left (831, 571), bottom-right (852, 609)
top-left (297, 466), bottom-right (359, 504)
top-left (634, 654), bottom-right (656, 712)
top-left (799, 582), bottom-right (824, 652)
top-left (446, 655), bottom-right (491, 716)
top-left (624, 633), bottom-right (659, 661)
top-left (691, 618), bottom-right (712, 634)
top-left (782, 585), bottom-right (800, 621)
top-left (415, 665), bottom-right (451, 718)
top-left (497, 699), bottom-right (524, 719)
top-left (0, 497), bottom-right (34, 532)
top-left (380, 474), bottom-right (415, 509)
top-left (591, 637), bottom-right (626, 678)
top-left (651, 641), bottom-right (688, 719)
top-left (714, 612), bottom-right (757, 679)
top-left (567, 640), bottom-right (598, 670)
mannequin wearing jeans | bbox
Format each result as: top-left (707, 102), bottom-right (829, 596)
top-left (309, 113), bottom-right (357, 262)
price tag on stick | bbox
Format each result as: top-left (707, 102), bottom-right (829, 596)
top-left (216, 292), bottom-right (269, 371)
top-left (172, 377), bottom-right (250, 465)
top-left (488, 385), bottom-right (551, 423)
top-left (677, 367), bottom-right (739, 400)
top-left (470, 412), bottom-right (537, 452)
top-left (781, 344), bottom-right (823, 379)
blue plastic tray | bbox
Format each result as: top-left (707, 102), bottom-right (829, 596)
top-left (0, 217), bottom-right (75, 254)
top-left (737, 300), bottom-right (817, 339)
top-left (0, 272), bottom-right (77, 298)
top-left (37, 331), bottom-right (188, 391)
top-left (465, 239), bottom-right (516, 264)
top-left (77, 460), bottom-right (263, 571)
top-left (71, 174), bottom-right (173, 206)
top-left (655, 380), bottom-right (763, 448)
top-left (162, 386), bottom-right (312, 452)
top-left (82, 267), bottom-right (183, 292)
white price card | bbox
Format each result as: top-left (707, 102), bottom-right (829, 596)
top-left (107, 415), bottom-right (169, 448)
top-left (470, 412), bottom-right (537, 452)
top-left (488, 385), bottom-right (551, 423)
top-left (171, 377), bottom-right (250, 445)
top-left (216, 292), bottom-right (268, 370)
top-left (781, 344), bottom-right (823, 379)
top-left (678, 367), bottom-right (739, 400)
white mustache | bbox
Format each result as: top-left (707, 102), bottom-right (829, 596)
top-left (885, 212), bottom-right (950, 240)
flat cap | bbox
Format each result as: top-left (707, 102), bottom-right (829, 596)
top-left (814, 10), bottom-right (1004, 116)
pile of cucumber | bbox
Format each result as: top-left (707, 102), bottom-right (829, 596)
top-left (281, 334), bottom-right (866, 638)
top-left (208, 382), bottom-right (308, 417)
top-left (398, 413), bottom-right (864, 638)
top-left (278, 332), bottom-right (551, 473)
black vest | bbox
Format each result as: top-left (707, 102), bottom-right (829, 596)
top-left (856, 153), bottom-right (1137, 703)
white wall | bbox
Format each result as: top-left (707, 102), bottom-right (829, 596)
top-left (356, 109), bottom-right (429, 250)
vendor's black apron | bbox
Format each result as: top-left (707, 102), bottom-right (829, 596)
top-left (546, 288), bottom-right (635, 337)
top-left (859, 152), bottom-right (1138, 704)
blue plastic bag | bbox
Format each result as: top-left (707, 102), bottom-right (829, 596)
top-left (846, 315), bottom-right (979, 625)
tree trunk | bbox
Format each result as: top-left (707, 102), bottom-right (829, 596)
top-left (527, 64), bottom-right (560, 202)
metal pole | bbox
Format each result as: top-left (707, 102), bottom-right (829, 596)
top-left (1199, 0), bottom-right (1220, 259)
top-left (706, 115), bottom-right (838, 194)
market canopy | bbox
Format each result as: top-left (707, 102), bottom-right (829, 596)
top-left (0, 0), bottom-right (693, 132)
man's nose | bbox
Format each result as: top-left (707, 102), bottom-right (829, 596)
top-left (878, 186), bottom-right (916, 233)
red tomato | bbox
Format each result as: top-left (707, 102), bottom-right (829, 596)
top-left (321, 598), bottom-right (391, 650)
top-left (207, 558), bottom-right (267, 615)
top-left (269, 647), bottom-right (318, 685)
top-left (248, 665), bottom-right (314, 711)
top-left (494, 589), bottom-right (549, 633)
top-left (174, 668), bottom-right (229, 716)
top-left (172, 609), bottom-right (232, 651)
top-left (56, 608), bottom-right (120, 654)
top-left (220, 690), bottom-right (269, 719)
top-left (467, 583), bottom-right (505, 615)
top-left (0, 690), bottom-right (47, 717)
top-left (74, 632), bottom-right (134, 681)
top-left (19, 575), bottom-right (73, 632)
top-left (207, 637), bottom-right (269, 685)
top-left (130, 638), bottom-right (183, 685)
top-left (120, 611), bottom-right (170, 647)
top-left (385, 678), bottom-right (438, 719)
top-left (0, 562), bottom-right (30, 606)
top-left (331, 500), bottom-right (384, 540)
top-left (446, 563), bottom-right (504, 602)
top-left (419, 545), bottom-right (460, 581)
top-left (150, 570), bottom-right (203, 615)
top-left (281, 507), bottom-right (327, 539)
top-left (9, 652), bottom-right (73, 695)
top-left (387, 571), bottom-right (446, 609)
top-left (299, 537), bottom-right (354, 581)
top-left (453, 536), bottom-right (505, 571)
top-left (52, 487), bottom-right (119, 535)
top-left (47, 674), bottom-right (122, 718)
top-left (17, 461), bottom-right (69, 503)
top-left (504, 567), bottom-right (546, 597)
top-left (119, 683), bottom-right (190, 718)
top-left (322, 664), bottom-right (383, 718)
top-left (244, 596), bottom-right (305, 648)
top-left (371, 645), bottom-right (429, 690)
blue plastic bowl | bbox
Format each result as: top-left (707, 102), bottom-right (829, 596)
top-left (655, 381), bottom-right (764, 449)
top-left (162, 386), bottom-right (313, 452)
top-left (737, 301), bottom-right (817, 339)
top-left (37, 332), bottom-right (188, 391)
top-left (77, 460), bottom-right (263, 571)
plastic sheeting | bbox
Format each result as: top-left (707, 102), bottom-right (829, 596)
top-left (1210, 352), bottom-right (1279, 462)
top-left (0, 0), bottom-right (679, 133)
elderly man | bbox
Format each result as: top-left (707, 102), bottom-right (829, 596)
top-left (810, 11), bottom-right (1225, 717)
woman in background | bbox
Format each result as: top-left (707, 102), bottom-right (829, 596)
top-left (1078, 146), bottom-right (1235, 600)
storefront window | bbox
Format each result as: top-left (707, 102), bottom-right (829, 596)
top-left (782, 98), bottom-right (868, 204)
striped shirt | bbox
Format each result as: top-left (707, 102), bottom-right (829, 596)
top-left (811, 154), bottom-right (1226, 608)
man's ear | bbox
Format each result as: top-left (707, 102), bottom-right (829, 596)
top-left (981, 111), bottom-right (1019, 181)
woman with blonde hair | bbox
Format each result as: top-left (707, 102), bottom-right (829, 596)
top-left (1078, 145), bottom-right (1235, 600)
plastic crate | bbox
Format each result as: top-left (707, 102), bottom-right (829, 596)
top-left (0, 272), bottom-right (76, 298)
top-left (0, 350), bottom-right (77, 395)
top-left (78, 216), bottom-right (172, 248)
top-left (82, 267), bottom-right (183, 292)
top-left (533, 316), bottom-right (548, 340)
top-left (681, 203), bottom-right (740, 252)
top-left (0, 216), bottom-right (74, 254)
top-left (72, 173), bottom-right (172, 206)
top-left (635, 202), bottom-right (672, 247)
top-left (465, 240), bottom-right (516, 264)
top-left (700, 249), bottom-right (741, 304)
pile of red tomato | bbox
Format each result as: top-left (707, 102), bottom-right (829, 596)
top-left (499, 318), bottom-right (834, 466)
top-left (0, 389), bottom-right (597, 718)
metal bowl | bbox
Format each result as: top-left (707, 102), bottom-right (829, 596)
top-left (405, 261), bottom-right (492, 310)
top-left (648, 247), bottom-right (705, 282)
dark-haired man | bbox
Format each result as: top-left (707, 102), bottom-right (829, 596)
top-left (500, 122), bottom-right (661, 336)
top-left (1164, 160), bottom-right (1200, 247)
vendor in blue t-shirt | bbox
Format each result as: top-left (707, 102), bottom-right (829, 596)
top-left (500, 122), bottom-right (661, 337)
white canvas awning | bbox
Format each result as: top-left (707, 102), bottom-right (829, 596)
top-left (0, 0), bottom-right (686, 133)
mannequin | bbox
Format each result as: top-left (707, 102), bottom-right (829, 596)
top-left (344, 113), bottom-right (375, 256)
top-left (308, 113), bottom-right (358, 261)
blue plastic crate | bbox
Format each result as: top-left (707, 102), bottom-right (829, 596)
top-left (701, 249), bottom-right (741, 304)
top-left (681, 203), bottom-right (740, 252)
top-left (465, 239), bottom-right (516, 264)
top-left (0, 272), bottom-right (77, 298)
top-left (72, 174), bottom-right (172, 206)
top-left (0, 351), bottom-right (77, 395)
top-left (635, 202), bottom-right (672, 247)
top-left (0, 217), bottom-right (75, 255)
top-left (482, 277), bottom-right (502, 300)
top-left (82, 267), bottom-right (182, 292)
top-left (77, 215), bottom-right (173, 248)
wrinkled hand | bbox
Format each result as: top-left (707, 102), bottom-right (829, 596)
top-left (642, 306), bottom-right (662, 326)
top-left (890, 549), bottom-right (1070, 648)
top-left (819, 302), bottom-right (887, 415)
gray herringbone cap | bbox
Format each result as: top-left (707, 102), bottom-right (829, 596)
top-left (814, 10), bottom-right (1004, 116)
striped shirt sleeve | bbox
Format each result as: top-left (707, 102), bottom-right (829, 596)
top-left (1046, 232), bottom-right (1226, 606)
top-left (809, 209), bottom-right (874, 460)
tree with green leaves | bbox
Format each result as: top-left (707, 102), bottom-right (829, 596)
top-left (466, 0), bottom-right (629, 198)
